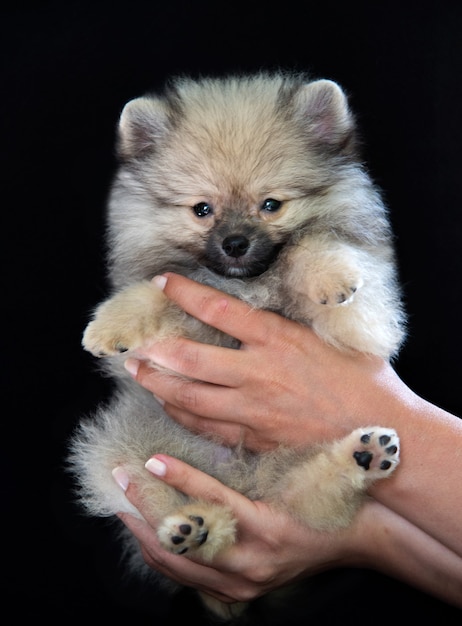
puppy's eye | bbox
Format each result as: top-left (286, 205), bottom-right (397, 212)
top-left (193, 202), bottom-right (213, 217)
top-left (261, 198), bottom-right (282, 213)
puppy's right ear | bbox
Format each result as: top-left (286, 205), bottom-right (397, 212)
top-left (117, 97), bottom-right (170, 159)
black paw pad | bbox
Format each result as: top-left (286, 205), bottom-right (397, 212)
top-left (353, 450), bottom-right (373, 470)
top-left (172, 535), bottom-right (186, 545)
top-left (380, 460), bottom-right (392, 470)
top-left (379, 434), bottom-right (391, 446)
top-left (189, 515), bottom-right (204, 526)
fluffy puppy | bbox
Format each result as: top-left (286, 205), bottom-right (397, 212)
top-left (68, 72), bottom-right (405, 620)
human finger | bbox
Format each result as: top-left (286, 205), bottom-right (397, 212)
top-left (161, 401), bottom-right (251, 447)
top-left (135, 336), bottom-right (246, 387)
top-left (154, 273), bottom-right (288, 346)
top-left (144, 454), bottom-right (253, 512)
top-left (124, 357), bottom-right (259, 432)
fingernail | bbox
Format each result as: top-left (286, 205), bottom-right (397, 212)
top-left (124, 357), bottom-right (140, 377)
top-left (152, 274), bottom-right (167, 290)
top-left (145, 457), bottom-right (167, 477)
top-left (112, 466), bottom-right (129, 491)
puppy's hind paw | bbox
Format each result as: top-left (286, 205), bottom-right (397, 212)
top-left (158, 513), bottom-right (208, 555)
top-left (157, 503), bottom-right (236, 562)
top-left (353, 427), bottom-right (400, 478)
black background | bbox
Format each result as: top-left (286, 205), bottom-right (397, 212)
top-left (2, 1), bottom-right (462, 623)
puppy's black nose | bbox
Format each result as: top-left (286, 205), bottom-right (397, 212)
top-left (222, 234), bottom-right (250, 258)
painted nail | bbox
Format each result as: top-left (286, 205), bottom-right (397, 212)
top-left (152, 274), bottom-right (167, 290)
top-left (112, 466), bottom-right (129, 491)
top-left (145, 457), bottom-right (167, 477)
top-left (124, 358), bottom-right (140, 377)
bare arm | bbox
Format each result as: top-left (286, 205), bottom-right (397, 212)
top-left (126, 273), bottom-right (462, 560)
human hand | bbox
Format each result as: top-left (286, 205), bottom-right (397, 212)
top-left (115, 450), bottom-right (462, 610)
top-left (115, 454), bottom-right (353, 606)
top-left (124, 273), bottom-right (403, 451)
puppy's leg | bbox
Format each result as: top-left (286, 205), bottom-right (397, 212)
top-left (275, 427), bottom-right (400, 530)
top-left (158, 503), bottom-right (242, 621)
top-left (281, 238), bottom-right (404, 356)
top-left (82, 281), bottom-right (186, 356)
top-left (284, 237), bottom-right (364, 308)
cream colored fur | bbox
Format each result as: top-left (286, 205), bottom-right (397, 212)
top-left (68, 72), bottom-right (405, 620)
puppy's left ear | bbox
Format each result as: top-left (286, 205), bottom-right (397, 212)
top-left (294, 80), bottom-right (355, 149)
top-left (117, 97), bottom-right (171, 159)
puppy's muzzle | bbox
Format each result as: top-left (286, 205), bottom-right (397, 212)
top-left (205, 221), bottom-right (283, 277)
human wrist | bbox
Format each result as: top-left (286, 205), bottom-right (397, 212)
top-left (336, 500), bottom-right (383, 570)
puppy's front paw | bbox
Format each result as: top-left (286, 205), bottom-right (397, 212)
top-left (308, 270), bottom-right (363, 306)
top-left (82, 281), bottom-right (167, 356)
top-left (158, 503), bottom-right (236, 562)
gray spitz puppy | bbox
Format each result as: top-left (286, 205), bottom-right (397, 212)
top-left (69, 72), bottom-right (406, 620)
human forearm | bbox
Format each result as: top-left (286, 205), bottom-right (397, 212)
top-left (350, 500), bottom-right (462, 608)
top-left (353, 380), bottom-right (462, 559)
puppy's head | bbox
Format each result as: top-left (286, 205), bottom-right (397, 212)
top-left (111, 73), bottom-right (356, 279)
